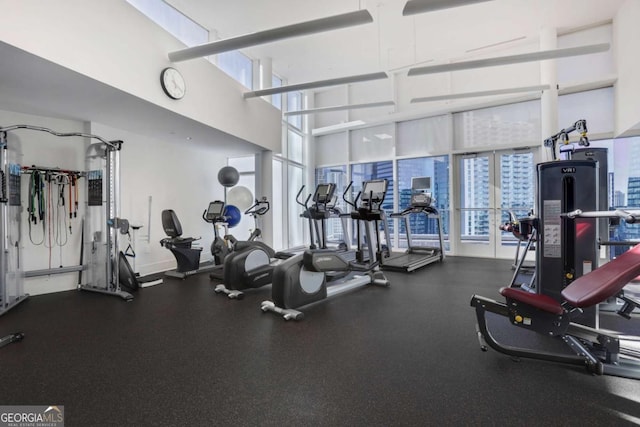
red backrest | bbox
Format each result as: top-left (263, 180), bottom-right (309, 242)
top-left (562, 244), bottom-right (640, 307)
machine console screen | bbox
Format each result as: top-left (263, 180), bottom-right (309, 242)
top-left (362, 179), bottom-right (387, 202)
top-left (206, 201), bottom-right (225, 220)
top-left (313, 183), bottom-right (336, 204)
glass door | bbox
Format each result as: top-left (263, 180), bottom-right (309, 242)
top-left (457, 153), bottom-right (493, 257)
top-left (496, 149), bottom-right (537, 259)
top-left (455, 148), bottom-right (537, 258)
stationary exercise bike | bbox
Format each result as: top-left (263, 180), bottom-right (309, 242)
top-left (203, 200), bottom-right (232, 269)
top-left (213, 198), bottom-right (279, 299)
top-left (261, 179), bottom-right (391, 320)
top-left (161, 201), bottom-right (231, 279)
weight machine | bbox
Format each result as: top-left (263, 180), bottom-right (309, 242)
top-left (0, 124), bottom-right (135, 306)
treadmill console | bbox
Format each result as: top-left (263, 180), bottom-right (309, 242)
top-left (205, 201), bottom-right (226, 221)
top-left (411, 177), bottom-right (433, 208)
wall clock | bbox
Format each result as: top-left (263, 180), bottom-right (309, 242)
top-left (160, 67), bottom-right (186, 100)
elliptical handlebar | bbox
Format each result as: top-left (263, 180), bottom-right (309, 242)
top-left (296, 186), bottom-right (307, 208)
top-left (245, 197), bottom-right (270, 216)
top-left (343, 181), bottom-right (356, 210)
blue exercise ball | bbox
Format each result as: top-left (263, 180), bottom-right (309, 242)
top-left (218, 166), bottom-right (239, 187)
top-left (224, 205), bottom-right (242, 228)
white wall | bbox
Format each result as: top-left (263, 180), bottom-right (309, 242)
top-left (614, 0), bottom-right (640, 136)
top-left (1, 109), bottom-right (235, 295)
top-left (314, 87), bottom-right (348, 129)
top-left (0, 0), bottom-right (281, 151)
top-left (89, 123), bottom-right (228, 277)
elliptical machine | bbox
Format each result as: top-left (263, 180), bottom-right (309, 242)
top-left (261, 179), bottom-right (391, 320)
top-left (213, 198), bottom-right (278, 298)
top-left (298, 183), bottom-right (350, 252)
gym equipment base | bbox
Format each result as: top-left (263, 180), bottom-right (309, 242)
top-left (165, 264), bottom-right (221, 280)
top-left (214, 284), bottom-right (245, 299)
top-left (0, 294), bottom-right (29, 317)
top-left (78, 284), bottom-right (133, 301)
top-left (471, 294), bottom-right (640, 379)
top-left (261, 274), bottom-right (389, 321)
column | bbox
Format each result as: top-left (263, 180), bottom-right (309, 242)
top-left (255, 150), bottom-right (274, 247)
top-left (259, 56), bottom-right (273, 103)
top-left (540, 26), bottom-right (558, 163)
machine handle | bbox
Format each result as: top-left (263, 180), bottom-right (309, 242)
top-left (244, 197), bottom-right (270, 216)
top-left (565, 208), bottom-right (638, 224)
top-left (295, 185), bottom-right (307, 208)
top-left (202, 209), bottom-right (211, 223)
top-left (343, 181), bottom-right (356, 209)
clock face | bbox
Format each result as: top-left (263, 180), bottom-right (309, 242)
top-left (161, 67), bottom-right (186, 100)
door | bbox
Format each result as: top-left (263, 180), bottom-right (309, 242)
top-left (455, 148), bottom-right (538, 259)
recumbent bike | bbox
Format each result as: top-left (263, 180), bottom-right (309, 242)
top-left (161, 200), bottom-right (251, 279)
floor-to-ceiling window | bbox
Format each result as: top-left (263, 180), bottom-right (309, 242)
top-left (581, 136), bottom-right (640, 258)
top-left (272, 90), bottom-right (307, 250)
top-left (453, 99), bottom-right (541, 257)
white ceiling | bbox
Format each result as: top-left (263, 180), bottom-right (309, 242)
top-left (0, 0), bottom-right (630, 148)
top-left (166, 0), bottom-right (627, 84)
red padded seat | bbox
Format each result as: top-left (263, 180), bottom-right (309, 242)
top-left (500, 287), bottom-right (564, 315)
top-left (562, 244), bottom-right (640, 308)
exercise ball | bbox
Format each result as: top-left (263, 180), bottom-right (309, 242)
top-left (218, 166), bottom-right (239, 187)
top-left (227, 186), bottom-right (253, 211)
top-left (224, 205), bottom-right (242, 228)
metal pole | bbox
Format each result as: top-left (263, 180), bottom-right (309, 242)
top-left (0, 132), bottom-right (7, 311)
top-left (105, 145), bottom-right (113, 292)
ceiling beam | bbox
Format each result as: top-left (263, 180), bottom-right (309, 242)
top-left (402, 0), bottom-right (493, 16)
top-left (408, 43), bottom-right (610, 76)
top-left (411, 85), bottom-right (550, 103)
top-left (169, 10), bottom-right (373, 62)
top-left (285, 100), bottom-right (395, 116)
top-left (244, 72), bottom-right (388, 99)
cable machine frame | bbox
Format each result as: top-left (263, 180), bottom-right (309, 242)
top-left (0, 124), bottom-right (132, 310)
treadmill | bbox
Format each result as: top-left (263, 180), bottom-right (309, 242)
top-left (382, 177), bottom-right (445, 272)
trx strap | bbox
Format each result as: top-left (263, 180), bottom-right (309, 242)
top-left (27, 170), bottom-right (45, 245)
top-left (68, 175), bottom-right (73, 220)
